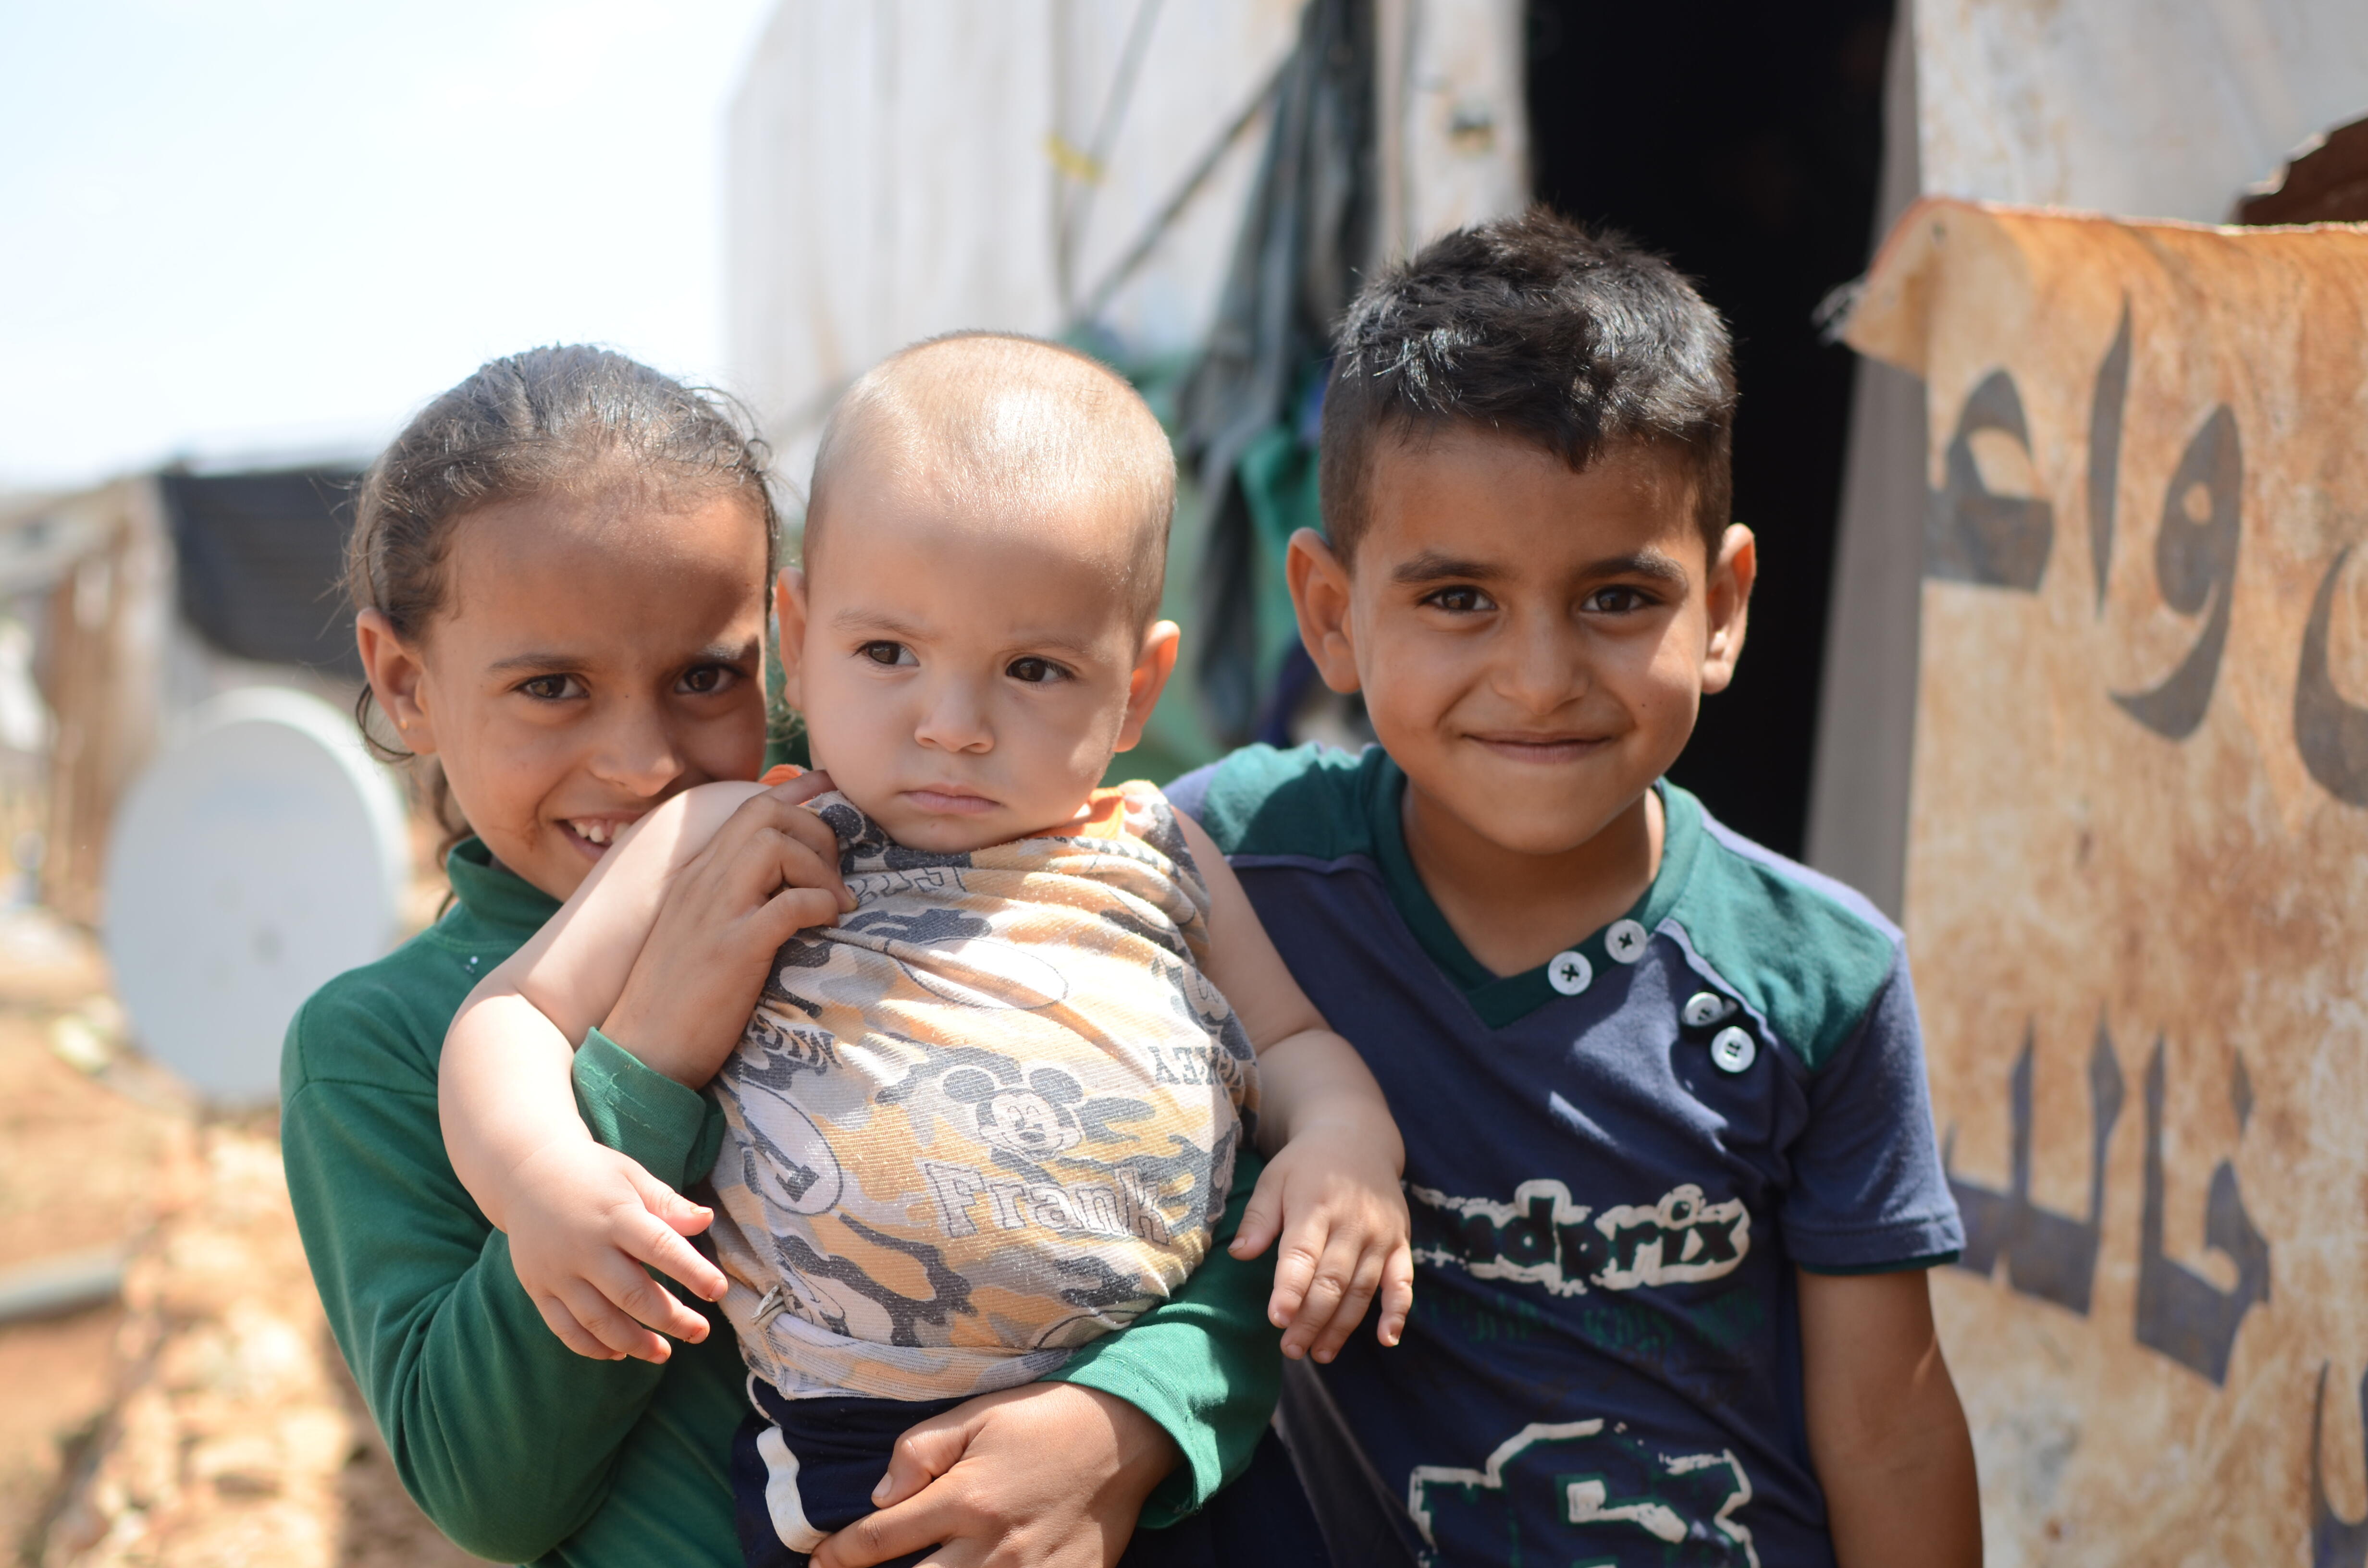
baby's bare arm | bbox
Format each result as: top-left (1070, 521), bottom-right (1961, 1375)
top-left (438, 777), bottom-right (849, 1361)
top-left (1175, 810), bottom-right (1412, 1359)
top-left (440, 782), bottom-right (772, 1213)
top-left (505, 781), bottom-right (778, 1045)
top-left (1176, 812), bottom-right (1393, 1146)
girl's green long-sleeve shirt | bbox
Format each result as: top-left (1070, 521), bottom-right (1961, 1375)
top-left (281, 839), bottom-right (1283, 1567)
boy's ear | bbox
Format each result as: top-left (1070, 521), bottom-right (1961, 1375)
top-left (1285, 528), bottom-right (1362, 694)
top-left (354, 608), bottom-right (439, 757)
top-left (1699, 523), bottom-right (1756, 696)
top-left (1114, 620), bottom-right (1181, 753)
top-left (774, 567), bottom-right (810, 710)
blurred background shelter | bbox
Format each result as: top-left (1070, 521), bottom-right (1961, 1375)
top-left (726, 0), bottom-right (2368, 911)
top-left (0, 469), bottom-right (364, 933)
top-left (0, 463), bottom-right (405, 1104)
top-left (0, 464), bottom-right (366, 927)
top-left (725, 0), bottom-right (1905, 866)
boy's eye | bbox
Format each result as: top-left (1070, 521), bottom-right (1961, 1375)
top-left (861, 641), bottom-right (915, 667)
top-left (1006, 657), bottom-right (1067, 684)
top-left (678, 664), bottom-right (733, 695)
top-left (1423, 586), bottom-right (1494, 614)
top-left (1585, 585), bottom-right (1654, 614)
top-left (518, 674), bottom-right (585, 701)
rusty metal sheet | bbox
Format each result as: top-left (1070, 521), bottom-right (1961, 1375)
top-left (1845, 198), bottom-right (2368, 1565)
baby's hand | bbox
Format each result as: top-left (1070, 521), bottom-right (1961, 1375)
top-left (496, 1137), bottom-right (729, 1364)
top-left (1229, 1122), bottom-right (1414, 1363)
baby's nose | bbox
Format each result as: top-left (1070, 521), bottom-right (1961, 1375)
top-left (913, 686), bottom-right (995, 752)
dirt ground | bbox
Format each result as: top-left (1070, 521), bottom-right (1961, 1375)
top-left (0, 912), bottom-right (488, 1568)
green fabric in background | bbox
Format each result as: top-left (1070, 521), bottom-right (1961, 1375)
top-left (1230, 419), bottom-right (1323, 706)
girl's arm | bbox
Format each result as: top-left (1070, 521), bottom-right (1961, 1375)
top-left (1174, 810), bottom-right (1415, 1363)
top-left (283, 973), bottom-right (736, 1563)
top-left (440, 776), bottom-right (851, 1362)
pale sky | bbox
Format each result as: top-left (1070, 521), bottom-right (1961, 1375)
top-left (0, 0), bottom-right (778, 491)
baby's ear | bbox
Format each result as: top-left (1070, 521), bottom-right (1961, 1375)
top-left (1115, 621), bottom-right (1181, 753)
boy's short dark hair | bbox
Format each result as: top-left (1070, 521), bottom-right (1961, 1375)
top-left (1319, 208), bottom-right (1736, 561)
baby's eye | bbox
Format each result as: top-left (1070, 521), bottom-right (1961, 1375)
top-left (518, 674), bottom-right (586, 701)
top-left (861, 641), bottom-right (916, 667)
top-left (1006, 657), bottom-right (1068, 684)
top-left (1423, 586), bottom-right (1494, 614)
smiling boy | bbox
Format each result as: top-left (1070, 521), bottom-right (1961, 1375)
top-left (1170, 213), bottom-right (1980, 1566)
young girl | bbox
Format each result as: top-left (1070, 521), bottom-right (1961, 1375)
top-left (281, 346), bottom-right (1319, 1568)
top-left (432, 335), bottom-right (1412, 1567)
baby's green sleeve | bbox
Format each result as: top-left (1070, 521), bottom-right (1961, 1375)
top-left (1044, 1151), bottom-right (1282, 1527)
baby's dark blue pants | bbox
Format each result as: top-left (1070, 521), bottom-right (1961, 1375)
top-left (733, 1381), bottom-right (1330, 1568)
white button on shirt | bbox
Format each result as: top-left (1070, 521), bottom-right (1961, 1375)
top-left (1605, 919), bottom-right (1649, 963)
top-left (1546, 950), bottom-right (1594, 996)
top-left (1683, 991), bottom-right (1737, 1028)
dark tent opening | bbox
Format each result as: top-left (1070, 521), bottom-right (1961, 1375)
top-left (1526, 0), bottom-right (1896, 858)
top-left (158, 468), bottom-right (363, 680)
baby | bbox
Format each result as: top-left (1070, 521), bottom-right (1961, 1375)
top-left (438, 333), bottom-right (1411, 1563)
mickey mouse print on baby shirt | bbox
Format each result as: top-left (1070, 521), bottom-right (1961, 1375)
top-left (706, 786), bottom-right (1258, 1404)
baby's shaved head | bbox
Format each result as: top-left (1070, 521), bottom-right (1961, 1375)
top-left (805, 333), bottom-right (1175, 626)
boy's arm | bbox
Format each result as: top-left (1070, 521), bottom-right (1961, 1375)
top-left (1174, 811), bottom-right (1413, 1362)
top-left (1779, 941), bottom-right (1976, 1565)
top-left (1799, 1267), bottom-right (1981, 1568)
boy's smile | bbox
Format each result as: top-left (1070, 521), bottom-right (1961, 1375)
top-left (1290, 425), bottom-right (1754, 974)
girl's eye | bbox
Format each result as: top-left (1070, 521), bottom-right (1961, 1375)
top-left (861, 641), bottom-right (915, 667)
top-left (678, 664), bottom-right (733, 695)
top-left (1006, 657), bottom-right (1067, 685)
top-left (519, 674), bottom-right (584, 701)
top-left (1424, 586), bottom-right (1494, 614)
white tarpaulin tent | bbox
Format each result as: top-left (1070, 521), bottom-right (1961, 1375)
top-left (722, 0), bottom-right (1526, 490)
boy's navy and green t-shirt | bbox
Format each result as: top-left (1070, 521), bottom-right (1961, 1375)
top-left (1169, 745), bottom-right (1963, 1568)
